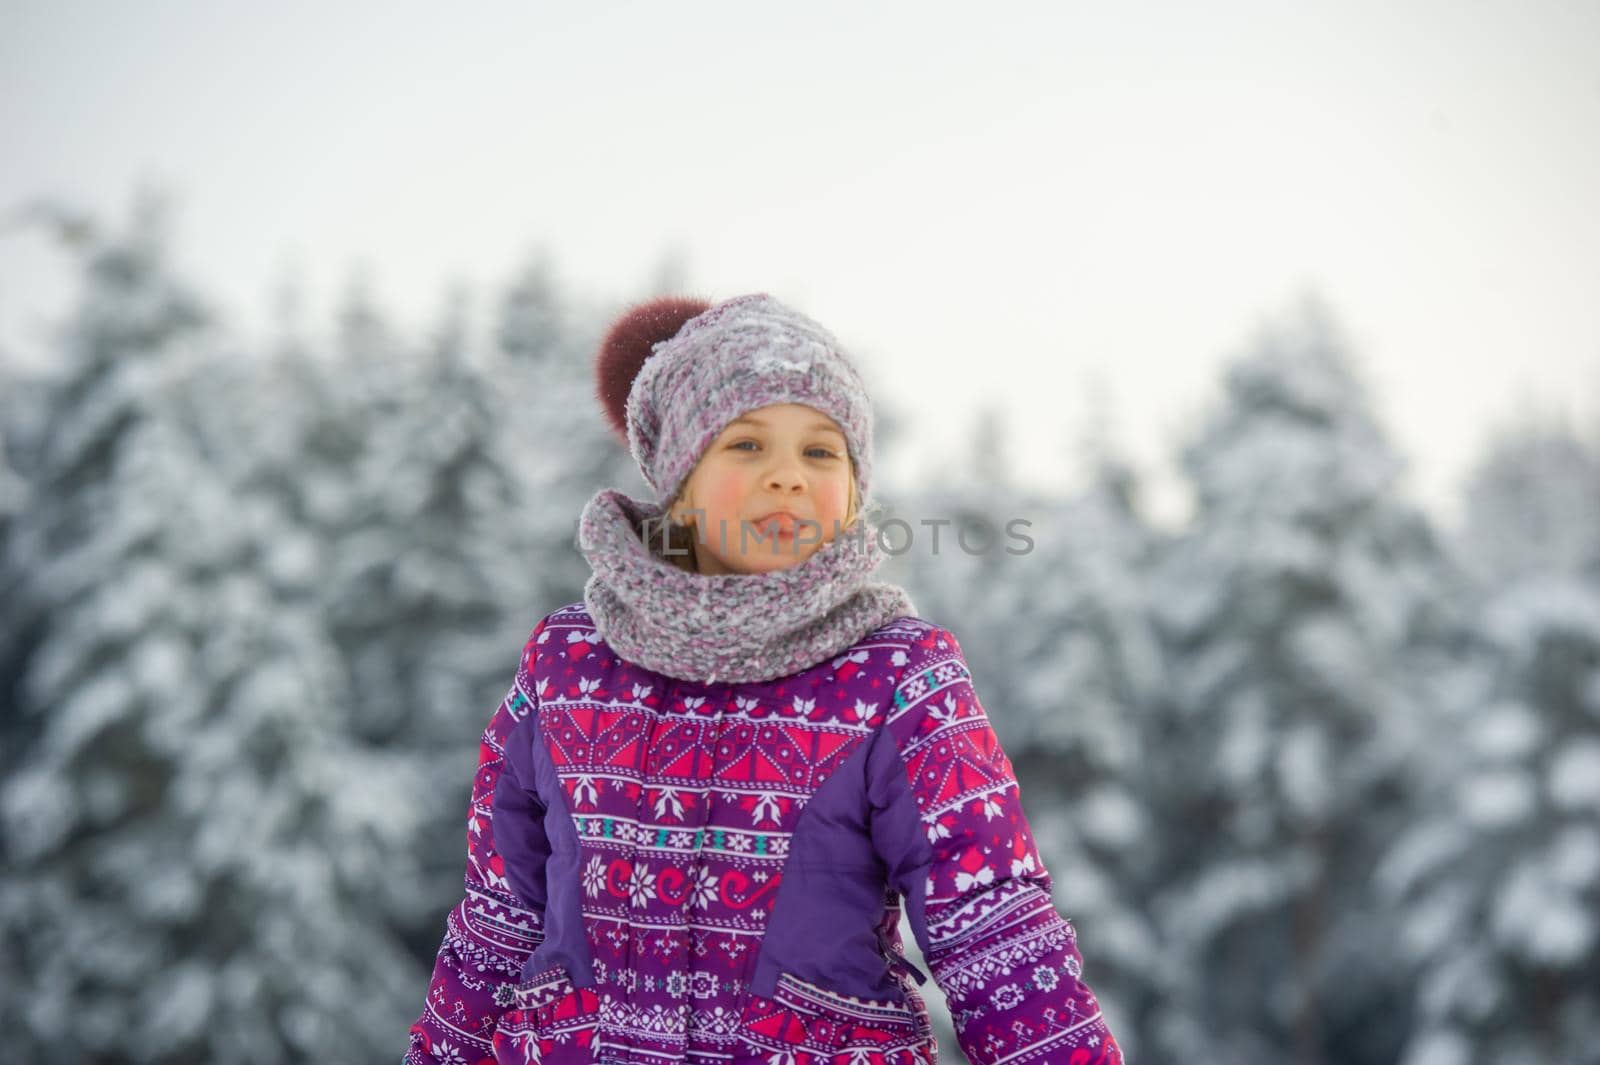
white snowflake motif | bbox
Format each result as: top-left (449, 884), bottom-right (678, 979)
top-left (831, 649), bottom-right (869, 669)
top-left (991, 983), bottom-right (1024, 1011)
top-left (768, 836), bottom-right (788, 856)
top-left (683, 695), bottom-right (706, 711)
top-left (982, 794), bottom-right (1005, 821)
top-left (572, 775), bottom-right (599, 808)
top-left (655, 787), bottom-right (686, 820)
top-left (845, 699), bottom-right (873, 723)
top-left (432, 1039), bottom-right (468, 1065)
top-left (666, 970), bottom-right (688, 997)
top-left (669, 830), bottom-right (695, 850)
top-left (792, 696), bottom-right (816, 715)
top-left (727, 833), bottom-right (753, 852)
top-left (751, 792), bottom-right (783, 825)
top-left (629, 864), bottom-right (658, 908)
top-left (1032, 965), bottom-right (1060, 991)
top-left (735, 695), bottom-right (760, 713)
top-left (593, 959), bottom-right (609, 985)
top-left (578, 676), bottom-right (601, 696)
top-left (583, 854), bottom-right (606, 898)
top-left (632, 683), bottom-right (653, 701)
top-left (955, 866), bottom-right (995, 892)
top-left (1011, 853), bottom-right (1037, 877)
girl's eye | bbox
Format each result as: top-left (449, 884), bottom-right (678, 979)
top-left (729, 438), bottom-right (838, 457)
top-left (728, 440), bottom-right (759, 451)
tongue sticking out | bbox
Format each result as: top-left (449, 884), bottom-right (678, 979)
top-left (758, 514), bottom-right (797, 538)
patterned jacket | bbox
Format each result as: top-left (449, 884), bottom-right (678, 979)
top-left (406, 604), bottom-right (1122, 1065)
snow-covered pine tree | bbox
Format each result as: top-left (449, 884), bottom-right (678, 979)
top-left (394, 255), bottom-right (650, 1012)
top-left (1, 193), bottom-right (217, 1063)
top-left (1002, 425), bottom-right (1168, 1064)
top-left (332, 282), bottom-right (562, 954)
top-left (1143, 293), bottom-right (1453, 1065)
top-left (0, 366), bottom-right (45, 748)
top-left (887, 405), bottom-right (1037, 715)
top-left (883, 403), bottom-right (1160, 1060)
top-left (1455, 413), bottom-right (1600, 588)
top-left (494, 252), bottom-right (650, 610)
top-left (0, 194), bottom-right (205, 763)
top-left (0, 192), bottom-right (422, 1062)
top-left (998, 383), bottom-right (1177, 1061)
top-left (317, 281), bottom-right (532, 739)
top-left (1377, 420), bottom-right (1600, 1065)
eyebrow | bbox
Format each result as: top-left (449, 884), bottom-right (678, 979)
top-left (730, 415), bottom-right (845, 437)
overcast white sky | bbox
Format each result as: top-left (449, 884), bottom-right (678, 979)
top-left (3, 0), bottom-right (1597, 532)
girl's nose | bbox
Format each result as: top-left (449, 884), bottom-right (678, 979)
top-left (764, 447), bottom-right (812, 489)
top-left (766, 462), bottom-right (806, 493)
top-left (767, 475), bottom-right (805, 494)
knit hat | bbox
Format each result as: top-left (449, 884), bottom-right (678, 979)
top-left (594, 293), bottom-right (875, 506)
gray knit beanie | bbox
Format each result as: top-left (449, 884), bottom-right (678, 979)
top-left (595, 293), bottom-right (875, 506)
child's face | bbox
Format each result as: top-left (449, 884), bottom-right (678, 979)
top-left (670, 403), bottom-right (854, 575)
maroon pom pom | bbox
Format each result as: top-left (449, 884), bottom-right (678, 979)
top-left (595, 296), bottom-right (712, 442)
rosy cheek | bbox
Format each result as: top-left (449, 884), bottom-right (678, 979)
top-left (700, 470), bottom-right (748, 520)
top-left (818, 481), bottom-right (850, 522)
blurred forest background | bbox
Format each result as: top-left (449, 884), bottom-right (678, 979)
top-left (2, 191), bottom-right (1598, 1065)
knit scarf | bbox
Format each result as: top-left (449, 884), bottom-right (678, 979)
top-left (576, 488), bottom-right (916, 684)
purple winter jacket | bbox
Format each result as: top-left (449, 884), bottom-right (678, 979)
top-left (406, 604), bottom-right (1123, 1065)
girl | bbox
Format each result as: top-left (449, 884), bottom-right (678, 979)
top-left (406, 294), bottom-right (1123, 1065)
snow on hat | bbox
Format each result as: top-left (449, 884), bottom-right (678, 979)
top-left (594, 293), bottom-right (875, 506)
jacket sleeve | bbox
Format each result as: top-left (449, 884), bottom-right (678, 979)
top-left (491, 711), bottom-right (552, 913)
top-left (867, 625), bottom-right (1123, 1065)
top-left (405, 622), bottom-right (552, 1065)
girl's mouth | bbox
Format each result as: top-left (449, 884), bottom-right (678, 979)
top-left (752, 512), bottom-right (800, 539)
